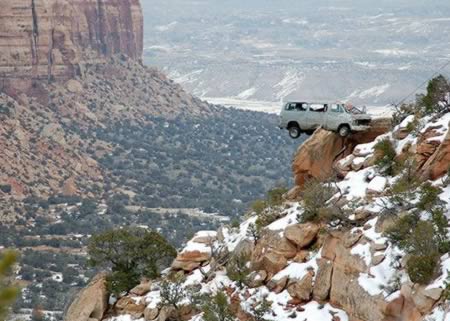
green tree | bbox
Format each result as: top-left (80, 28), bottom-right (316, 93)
top-left (374, 138), bottom-right (397, 176)
top-left (0, 251), bottom-right (19, 321)
top-left (202, 291), bottom-right (235, 321)
top-left (227, 252), bottom-right (251, 289)
top-left (159, 275), bottom-right (188, 311)
top-left (88, 227), bottom-right (176, 295)
top-left (298, 177), bottom-right (335, 223)
top-left (418, 75), bottom-right (450, 114)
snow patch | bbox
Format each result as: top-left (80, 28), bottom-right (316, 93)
top-left (273, 70), bottom-right (305, 101)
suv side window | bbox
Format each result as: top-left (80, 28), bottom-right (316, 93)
top-left (310, 104), bottom-right (326, 112)
top-left (330, 104), bottom-right (343, 113)
top-left (285, 103), bottom-right (297, 111)
top-left (296, 103), bottom-right (308, 111)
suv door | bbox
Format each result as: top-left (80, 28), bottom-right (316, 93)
top-left (308, 103), bottom-right (326, 129)
top-left (296, 102), bottom-right (310, 129)
top-left (325, 104), bottom-right (346, 130)
top-left (283, 102), bottom-right (298, 125)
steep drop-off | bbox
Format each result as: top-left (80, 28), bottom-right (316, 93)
top-left (75, 108), bottom-right (450, 321)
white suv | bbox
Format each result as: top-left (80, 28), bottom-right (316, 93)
top-left (279, 102), bottom-right (372, 138)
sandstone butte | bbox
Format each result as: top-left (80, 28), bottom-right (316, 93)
top-left (0, 0), bottom-right (143, 100)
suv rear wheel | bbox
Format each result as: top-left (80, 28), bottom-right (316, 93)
top-left (288, 124), bottom-right (301, 139)
top-left (338, 125), bottom-right (350, 137)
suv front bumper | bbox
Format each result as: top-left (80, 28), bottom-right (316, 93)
top-left (351, 125), bottom-right (371, 132)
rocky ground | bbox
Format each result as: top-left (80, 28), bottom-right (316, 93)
top-left (67, 105), bottom-right (450, 321)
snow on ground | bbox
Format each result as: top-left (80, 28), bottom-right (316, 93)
top-left (427, 254), bottom-right (450, 290)
top-left (171, 69), bottom-right (204, 85)
top-left (349, 217), bottom-right (405, 297)
top-left (193, 231), bottom-right (217, 238)
top-left (221, 216), bottom-right (257, 252)
top-left (266, 291), bottom-right (349, 321)
top-left (354, 61), bottom-right (377, 69)
top-left (336, 167), bottom-right (374, 200)
top-left (357, 245), bottom-right (403, 297)
top-left (237, 87), bottom-right (258, 100)
top-left (347, 84), bottom-right (391, 100)
top-left (267, 203), bottom-right (301, 232)
top-left (155, 21), bottom-right (178, 32)
top-left (51, 273), bottom-right (63, 282)
top-left (373, 49), bottom-right (417, 57)
top-left (203, 97), bottom-right (282, 114)
top-left (351, 243), bottom-right (372, 266)
top-left (367, 176), bottom-right (387, 193)
top-left (273, 70), bottom-right (305, 101)
top-left (181, 238), bottom-right (212, 254)
top-left (272, 251), bottom-right (320, 282)
top-left (421, 112), bottom-right (450, 143)
top-left (426, 306), bottom-right (450, 321)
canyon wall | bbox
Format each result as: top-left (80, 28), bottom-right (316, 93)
top-left (0, 0), bottom-right (143, 97)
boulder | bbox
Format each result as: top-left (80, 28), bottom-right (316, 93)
top-left (267, 275), bottom-right (289, 293)
top-left (284, 223), bottom-right (320, 249)
top-left (130, 280), bottom-right (152, 296)
top-left (371, 242), bottom-right (388, 252)
top-left (334, 239), bottom-right (369, 274)
top-left (251, 229), bottom-right (296, 274)
top-left (252, 252), bottom-right (287, 275)
top-left (66, 79), bottom-right (83, 93)
top-left (330, 265), bottom-right (386, 321)
top-left (144, 307), bottom-right (160, 321)
top-left (64, 273), bottom-right (108, 321)
top-left (343, 230), bottom-right (363, 248)
top-left (171, 250), bottom-right (211, 272)
top-left (420, 129), bottom-right (450, 180)
top-left (409, 284), bottom-right (442, 314)
top-left (313, 259), bottom-right (333, 301)
top-left (292, 118), bottom-right (390, 189)
top-left (321, 234), bottom-right (340, 261)
top-left (247, 270), bottom-right (267, 288)
top-left (372, 254), bottom-right (385, 266)
top-left (287, 272), bottom-right (313, 302)
top-left (415, 127), bottom-right (443, 169)
top-left (156, 306), bottom-right (176, 321)
top-left (292, 250), bottom-right (310, 263)
top-left (351, 157), bottom-right (366, 171)
top-left (171, 259), bottom-right (201, 272)
top-left (336, 154), bottom-right (355, 172)
top-left (366, 176), bottom-right (387, 196)
top-left (115, 296), bottom-right (146, 319)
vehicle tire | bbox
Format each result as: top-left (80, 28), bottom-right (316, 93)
top-left (338, 125), bottom-right (350, 137)
top-left (288, 125), bottom-right (301, 139)
top-left (305, 130), bottom-right (315, 136)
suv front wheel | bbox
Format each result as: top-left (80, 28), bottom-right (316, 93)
top-left (288, 125), bottom-right (301, 139)
top-left (338, 125), bottom-right (350, 137)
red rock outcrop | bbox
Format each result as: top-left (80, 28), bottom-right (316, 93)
top-left (0, 0), bottom-right (143, 98)
top-left (64, 273), bottom-right (109, 321)
top-left (419, 129), bottom-right (450, 180)
top-left (292, 118), bottom-right (391, 188)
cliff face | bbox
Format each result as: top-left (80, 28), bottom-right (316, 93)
top-left (291, 117), bottom-right (392, 190)
top-left (0, 0), bottom-right (143, 97)
top-left (75, 111), bottom-right (450, 321)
